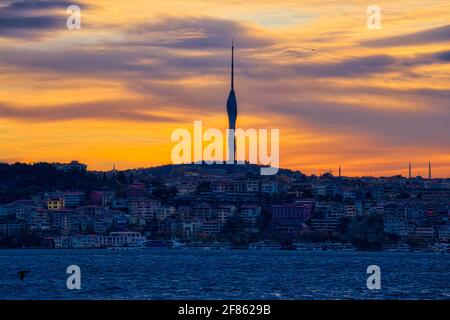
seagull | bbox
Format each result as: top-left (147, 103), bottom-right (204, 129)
top-left (18, 270), bottom-right (30, 281)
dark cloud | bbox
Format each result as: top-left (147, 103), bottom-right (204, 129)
top-left (242, 50), bottom-right (450, 80)
top-left (1, 0), bottom-right (75, 11)
top-left (0, 12), bottom-right (271, 75)
top-left (3, 11), bottom-right (446, 81)
top-left (0, 16), bottom-right (61, 29)
top-left (2, 45), bottom-right (443, 81)
top-left (0, 100), bottom-right (175, 123)
top-left (0, 42), bottom-right (252, 81)
top-left (435, 50), bottom-right (450, 61)
top-left (0, 13), bottom-right (448, 152)
top-left (64, 73), bottom-right (450, 150)
top-left (0, 48), bottom-right (147, 73)
top-left (296, 54), bottom-right (398, 77)
top-left (0, 0), bottom-right (87, 38)
top-left (361, 24), bottom-right (450, 47)
top-left (264, 98), bottom-right (450, 148)
top-left (122, 16), bottom-right (275, 50)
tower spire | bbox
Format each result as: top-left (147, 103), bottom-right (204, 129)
top-left (226, 40), bottom-right (238, 163)
top-left (231, 39), bottom-right (234, 90)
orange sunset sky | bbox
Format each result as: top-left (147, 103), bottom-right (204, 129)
top-left (0, 0), bottom-right (449, 177)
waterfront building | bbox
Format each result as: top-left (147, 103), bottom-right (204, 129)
top-left (202, 220), bottom-right (222, 235)
top-left (182, 219), bottom-right (204, 239)
top-left (240, 204), bottom-right (261, 225)
top-left (217, 205), bottom-right (237, 224)
top-left (99, 231), bottom-right (143, 248)
top-left (271, 202), bottom-right (313, 232)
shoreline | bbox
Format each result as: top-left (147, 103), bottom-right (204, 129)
top-left (0, 247), bottom-right (447, 254)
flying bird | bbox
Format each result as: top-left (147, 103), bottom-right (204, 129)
top-left (18, 270), bottom-right (30, 281)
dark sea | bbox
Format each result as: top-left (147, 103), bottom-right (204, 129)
top-left (0, 249), bottom-right (449, 300)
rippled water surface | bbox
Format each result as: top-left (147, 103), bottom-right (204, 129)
top-left (0, 249), bottom-right (449, 300)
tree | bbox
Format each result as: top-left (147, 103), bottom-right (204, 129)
top-left (232, 231), bottom-right (249, 248)
top-left (341, 214), bottom-right (385, 250)
top-left (196, 181), bottom-right (211, 193)
top-left (406, 235), bottom-right (423, 248)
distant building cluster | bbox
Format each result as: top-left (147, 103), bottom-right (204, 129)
top-left (54, 160), bottom-right (87, 173)
top-left (0, 162), bottom-right (449, 252)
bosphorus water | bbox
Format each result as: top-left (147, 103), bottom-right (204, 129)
top-left (0, 249), bottom-right (449, 300)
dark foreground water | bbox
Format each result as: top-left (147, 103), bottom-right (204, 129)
top-left (0, 249), bottom-right (449, 300)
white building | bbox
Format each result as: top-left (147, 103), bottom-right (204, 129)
top-left (217, 205), bottom-right (237, 224)
top-left (99, 231), bottom-right (143, 247)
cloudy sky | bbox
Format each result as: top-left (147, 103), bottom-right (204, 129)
top-left (0, 0), bottom-right (449, 177)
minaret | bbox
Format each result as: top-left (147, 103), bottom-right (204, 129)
top-left (428, 161), bottom-right (432, 180)
top-left (338, 165), bottom-right (341, 177)
top-left (226, 40), bottom-right (238, 162)
top-left (408, 161), bottom-right (412, 179)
